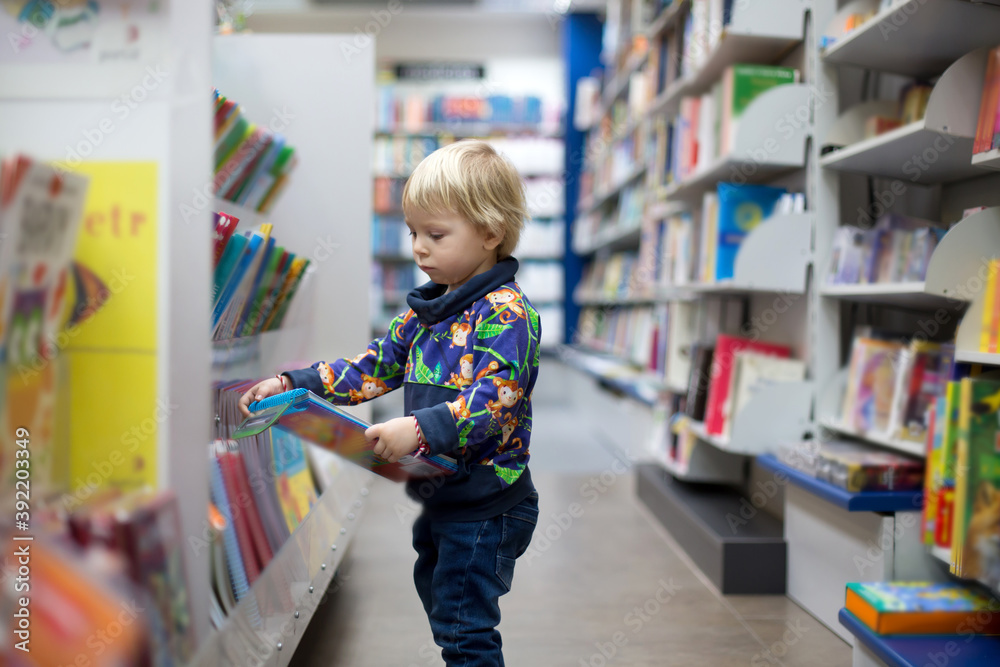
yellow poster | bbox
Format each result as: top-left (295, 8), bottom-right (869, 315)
top-left (62, 162), bottom-right (159, 495)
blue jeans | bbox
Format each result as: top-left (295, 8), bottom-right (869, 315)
top-left (412, 491), bottom-right (539, 666)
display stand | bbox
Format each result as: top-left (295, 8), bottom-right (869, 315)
top-left (197, 33), bottom-right (375, 664)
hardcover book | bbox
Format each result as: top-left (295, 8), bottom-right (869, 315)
top-left (236, 388), bottom-right (458, 481)
top-left (845, 582), bottom-right (1000, 635)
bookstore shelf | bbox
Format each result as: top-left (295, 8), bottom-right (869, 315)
top-left (573, 291), bottom-right (660, 306)
top-left (600, 49), bottom-right (649, 116)
top-left (820, 0), bottom-right (1000, 77)
top-left (757, 454), bottom-right (923, 512)
top-left (647, 0), bottom-right (806, 117)
top-left (728, 211), bottom-right (812, 293)
top-left (579, 163), bottom-right (647, 214)
top-left (819, 282), bottom-right (954, 309)
top-left (839, 608), bottom-right (1000, 667)
top-left (660, 84), bottom-right (812, 200)
top-left (820, 48), bottom-right (988, 183)
top-left (690, 380), bottom-right (814, 456)
top-left (818, 418), bottom-right (925, 458)
top-left (573, 221), bottom-right (642, 255)
top-left (193, 466), bottom-right (370, 667)
top-left (644, 0), bottom-right (689, 41)
top-left (559, 344), bottom-right (667, 407)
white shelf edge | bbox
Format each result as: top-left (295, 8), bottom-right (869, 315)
top-left (925, 206), bottom-right (1000, 298)
top-left (930, 545), bottom-right (952, 566)
top-left (818, 418), bottom-right (926, 458)
top-left (972, 148), bottom-right (1000, 169)
top-left (820, 281), bottom-right (929, 296)
top-left (572, 221), bottom-right (642, 255)
top-left (954, 349), bottom-right (1000, 365)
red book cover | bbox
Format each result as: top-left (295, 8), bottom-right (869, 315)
top-left (704, 334), bottom-right (791, 435)
top-left (936, 487), bottom-right (955, 548)
top-left (227, 447), bottom-right (274, 567)
top-left (216, 449), bottom-right (262, 583)
top-left (973, 47), bottom-right (1000, 154)
top-left (213, 212), bottom-right (239, 268)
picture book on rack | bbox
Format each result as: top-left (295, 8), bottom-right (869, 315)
top-left (235, 388), bottom-right (458, 481)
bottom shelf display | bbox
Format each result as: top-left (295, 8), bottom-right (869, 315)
top-left (840, 608), bottom-right (1000, 667)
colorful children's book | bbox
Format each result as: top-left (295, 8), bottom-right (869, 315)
top-left (951, 379), bottom-right (1000, 588)
top-left (237, 388), bottom-right (458, 481)
top-left (720, 64), bottom-right (799, 155)
top-left (845, 582), bottom-right (1000, 635)
top-left (712, 182), bottom-right (787, 282)
top-left (704, 334), bottom-right (791, 436)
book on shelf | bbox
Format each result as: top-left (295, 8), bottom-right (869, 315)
top-left (214, 89), bottom-right (297, 213)
top-left (698, 183), bottom-right (800, 283)
top-left (0, 154), bottom-right (89, 365)
top-left (723, 351), bottom-right (805, 438)
top-left (951, 378), bottom-right (1000, 590)
top-left (669, 64), bottom-right (798, 182)
top-left (845, 582), bottom-right (1000, 635)
top-left (840, 336), bottom-right (953, 444)
top-left (980, 259), bottom-right (1000, 354)
top-left (704, 334), bottom-right (792, 436)
top-left (211, 217), bottom-right (312, 341)
top-left (685, 343), bottom-right (716, 422)
top-left (237, 388), bottom-right (458, 481)
top-left (974, 46), bottom-right (1000, 155)
top-left (827, 214), bottom-right (946, 286)
top-left (779, 441), bottom-right (924, 493)
top-left (375, 87), bottom-right (554, 132)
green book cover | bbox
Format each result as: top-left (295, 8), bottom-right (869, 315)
top-left (242, 245), bottom-right (285, 337)
top-left (729, 64), bottom-right (798, 116)
top-left (954, 379), bottom-right (1000, 585)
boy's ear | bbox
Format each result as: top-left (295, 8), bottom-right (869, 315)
top-left (483, 232), bottom-right (502, 251)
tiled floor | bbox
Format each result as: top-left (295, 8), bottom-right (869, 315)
top-left (290, 360), bottom-right (852, 666)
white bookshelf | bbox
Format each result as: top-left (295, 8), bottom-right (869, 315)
top-left (819, 281), bottom-right (955, 309)
top-left (820, 0), bottom-right (1000, 77)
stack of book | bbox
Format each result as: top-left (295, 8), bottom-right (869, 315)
top-left (701, 333), bottom-right (804, 438)
top-left (214, 89), bottom-right (298, 214)
top-left (66, 489), bottom-right (197, 665)
top-left (206, 380), bottom-right (336, 626)
top-left (974, 46), bottom-right (1000, 156)
top-left (212, 212), bottom-right (311, 341)
top-left (666, 65), bottom-right (799, 183)
top-left (697, 183), bottom-right (804, 283)
top-left (678, 0), bottom-right (739, 78)
top-left (577, 251), bottom-right (641, 300)
top-left (845, 582), bottom-right (1000, 635)
top-left (839, 337), bottom-right (953, 443)
top-left (778, 440), bottom-right (924, 492)
top-left (640, 207), bottom-right (698, 287)
top-left (827, 214), bottom-right (946, 285)
top-left (922, 377), bottom-right (1000, 596)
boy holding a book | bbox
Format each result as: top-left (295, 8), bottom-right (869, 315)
top-left (239, 139), bottom-right (541, 666)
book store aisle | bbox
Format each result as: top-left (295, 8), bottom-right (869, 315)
top-left (288, 360), bottom-right (851, 667)
top-left (8, 1), bottom-right (1000, 667)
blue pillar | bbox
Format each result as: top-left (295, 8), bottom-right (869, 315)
top-left (561, 12), bottom-right (603, 345)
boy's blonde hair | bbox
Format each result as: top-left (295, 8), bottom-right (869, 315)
top-left (402, 140), bottom-right (527, 259)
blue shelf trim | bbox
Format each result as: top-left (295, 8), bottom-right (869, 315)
top-left (839, 608), bottom-right (1000, 667)
top-left (757, 454), bottom-right (922, 513)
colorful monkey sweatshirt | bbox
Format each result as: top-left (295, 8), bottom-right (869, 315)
top-left (284, 257), bottom-right (539, 521)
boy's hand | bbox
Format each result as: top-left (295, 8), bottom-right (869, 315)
top-left (238, 377), bottom-right (287, 418)
top-left (366, 417), bottom-right (420, 463)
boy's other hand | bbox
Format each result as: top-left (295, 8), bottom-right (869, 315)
top-left (366, 417), bottom-right (420, 463)
top-left (238, 377), bottom-right (287, 418)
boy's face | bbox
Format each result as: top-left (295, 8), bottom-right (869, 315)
top-left (406, 209), bottom-right (501, 292)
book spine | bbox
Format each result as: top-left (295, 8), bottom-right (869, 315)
top-left (209, 456), bottom-right (251, 600)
